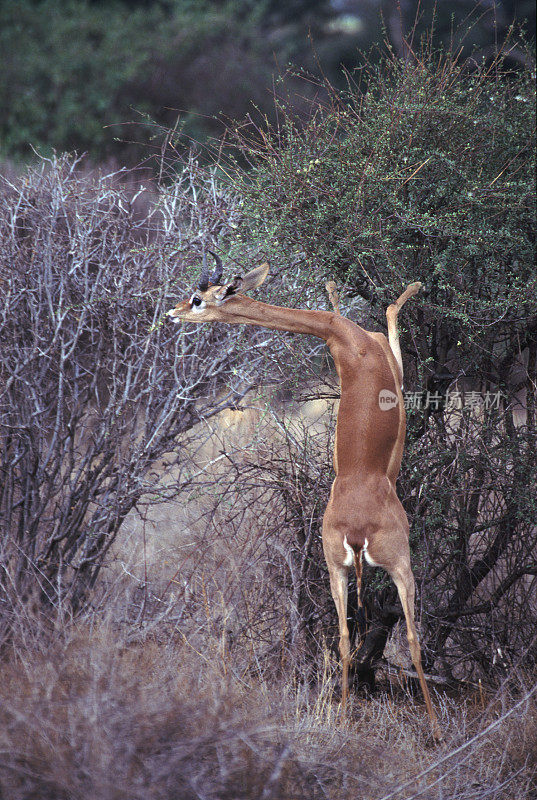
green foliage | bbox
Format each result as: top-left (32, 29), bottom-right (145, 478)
top-left (0, 0), bottom-right (163, 159)
top-left (2, 1), bottom-right (534, 166)
top-left (0, 0), bottom-right (287, 163)
top-left (230, 46), bottom-right (536, 367)
top-left (223, 44), bottom-right (537, 679)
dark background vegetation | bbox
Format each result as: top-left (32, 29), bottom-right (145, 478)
top-left (0, 0), bottom-right (535, 164)
top-left (0, 2), bottom-right (536, 798)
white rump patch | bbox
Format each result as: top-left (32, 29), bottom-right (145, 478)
top-left (342, 535), bottom-right (354, 567)
top-left (363, 538), bottom-right (380, 567)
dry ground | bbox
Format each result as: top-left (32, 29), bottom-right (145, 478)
top-left (0, 600), bottom-right (535, 800)
top-left (2, 399), bottom-right (535, 800)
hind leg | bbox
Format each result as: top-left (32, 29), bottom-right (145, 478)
top-left (327, 563), bottom-right (351, 706)
top-left (353, 548), bottom-right (363, 610)
top-left (366, 532), bottom-right (442, 741)
top-left (352, 547), bottom-right (368, 644)
top-left (390, 560), bottom-right (443, 741)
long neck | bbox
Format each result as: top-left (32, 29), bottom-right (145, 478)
top-left (219, 294), bottom-right (404, 482)
top-left (219, 295), bottom-right (341, 343)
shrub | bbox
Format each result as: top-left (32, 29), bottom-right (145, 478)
top-left (224, 42), bottom-right (537, 682)
top-left (0, 153), bottom-right (274, 632)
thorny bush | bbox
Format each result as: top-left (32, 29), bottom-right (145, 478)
top-left (0, 154), bottom-right (276, 636)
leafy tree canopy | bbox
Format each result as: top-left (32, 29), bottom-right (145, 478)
top-left (228, 45), bottom-right (536, 386)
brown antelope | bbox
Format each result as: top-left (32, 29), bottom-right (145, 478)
top-left (168, 253), bottom-right (442, 741)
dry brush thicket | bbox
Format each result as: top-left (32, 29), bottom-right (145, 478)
top-left (0, 156), bottom-right (536, 799)
top-left (0, 154), bottom-right (280, 629)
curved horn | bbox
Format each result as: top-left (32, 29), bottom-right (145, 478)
top-left (208, 250), bottom-right (223, 285)
top-left (198, 251), bottom-right (210, 291)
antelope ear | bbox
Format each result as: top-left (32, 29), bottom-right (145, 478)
top-left (214, 263), bottom-right (270, 302)
top-left (236, 262), bottom-right (270, 293)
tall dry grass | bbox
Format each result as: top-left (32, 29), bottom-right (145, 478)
top-left (0, 579), bottom-right (535, 800)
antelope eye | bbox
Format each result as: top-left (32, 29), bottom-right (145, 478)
top-left (189, 293), bottom-right (206, 312)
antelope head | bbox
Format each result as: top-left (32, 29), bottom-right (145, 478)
top-left (167, 251), bottom-right (269, 323)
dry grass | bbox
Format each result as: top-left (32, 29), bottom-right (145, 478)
top-left (3, 398), bottom-right (533, 800)
top-left (0, 603), bottom-right (535, 800)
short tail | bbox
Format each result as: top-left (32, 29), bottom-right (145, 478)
top-left (386, 282), bottom-right (422, 385)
